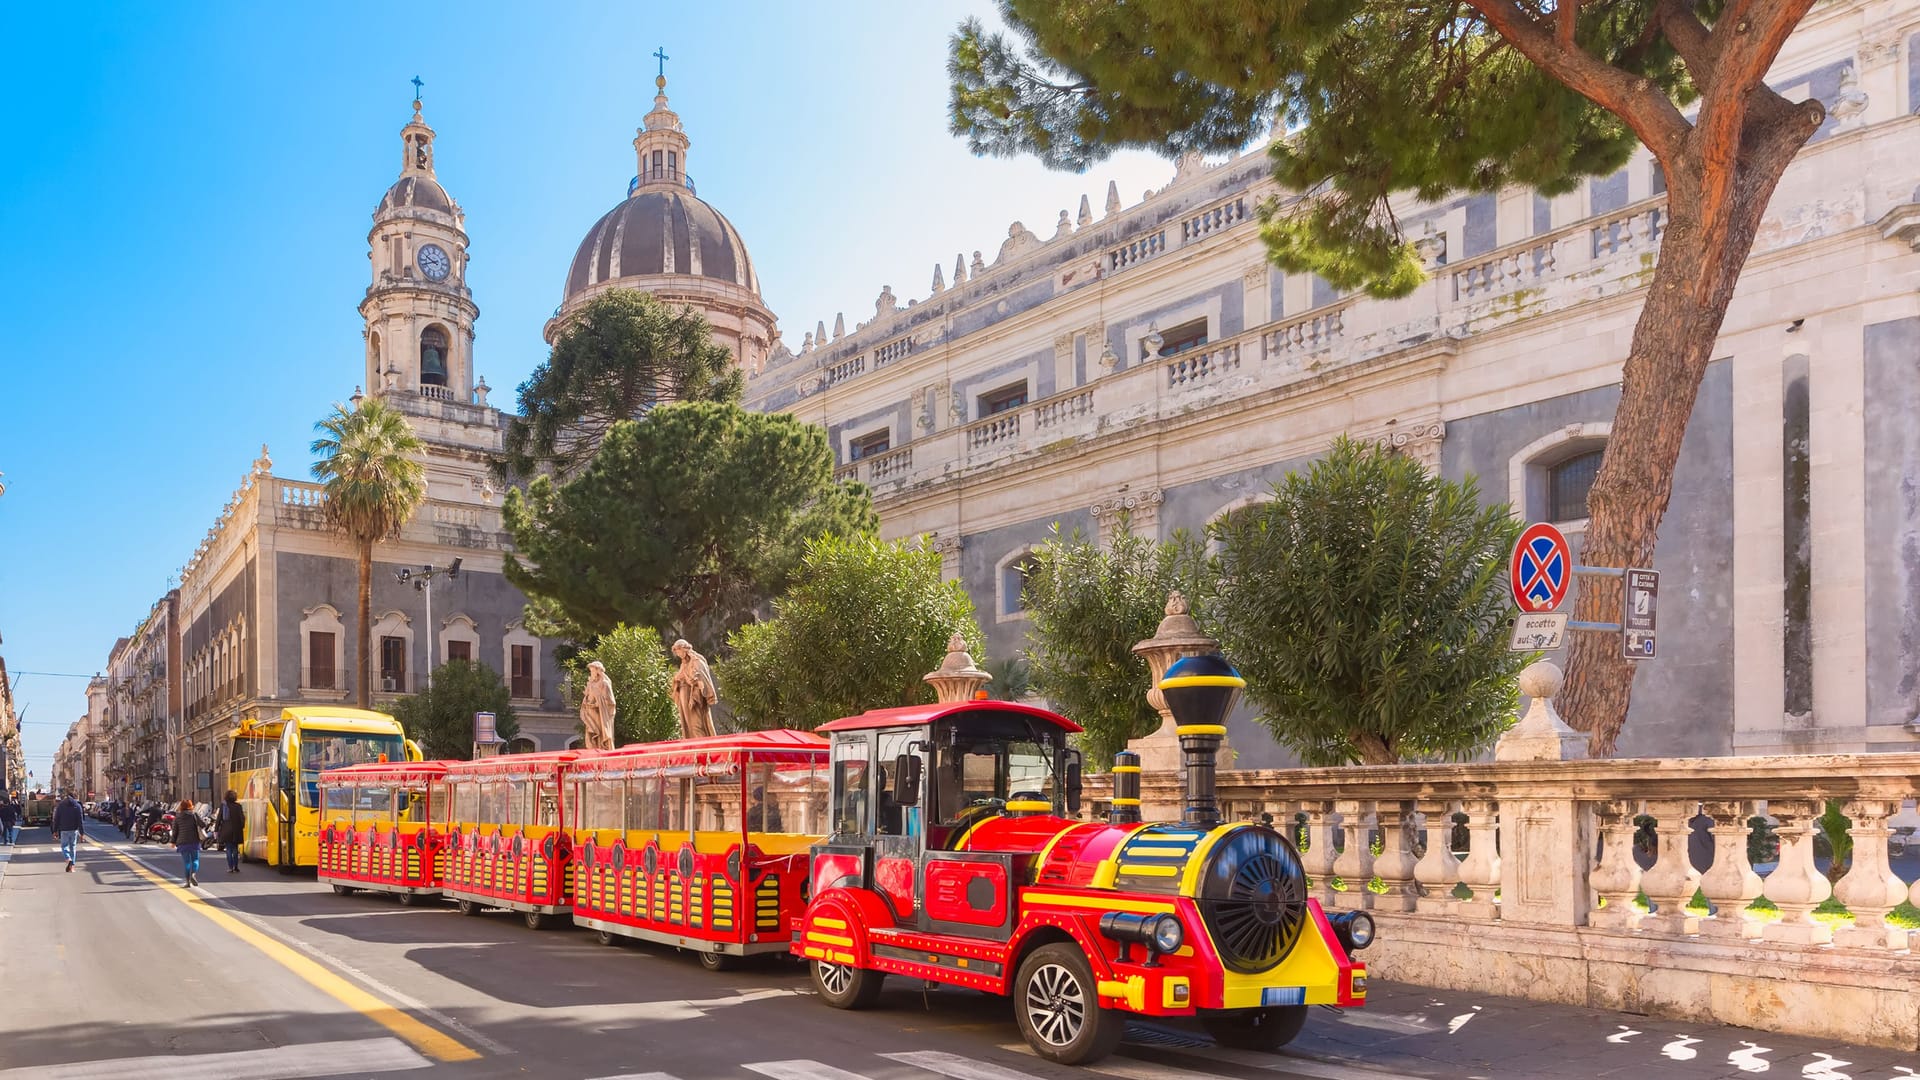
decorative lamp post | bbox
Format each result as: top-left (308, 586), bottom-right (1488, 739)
top-left (923, 633), bottom-right (992, 704)
top-left (1130, 591), bottom-right (1217, 737)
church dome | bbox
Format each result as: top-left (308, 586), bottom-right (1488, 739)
top-left (378, 175), bottom-right (453, 215)
top-left (563, 188), bottom-right (758, 300)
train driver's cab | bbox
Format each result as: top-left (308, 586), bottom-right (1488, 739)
top-left (815, 702), bottom-right (1084, 931)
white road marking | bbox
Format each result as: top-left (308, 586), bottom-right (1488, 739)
top-left (1447, 1006), bottom-right (1481, 1034)
top-left (1607, 1025), bottom-right (1641, 1044)
top-left (1803, 1054), bottom-right (1852, 1080)
top-left (1728, 1041), bottom-right (1773, 1072)
top-left (1001, 1044), bottom-right (1220, 1080)
top-left (746, 1061), bottom-right (880, 1080)
top-left (1662, 1036), bottom-right (1702, 1061)
top-left (583, 1074), bottom-right (680, 1080)
top-left (0, 1036), bottom-right (430, 1080)
top-left (1179, 1044), bottom-right (1425, 1080)
top-left (882, 1051), bottom-right (1043, 1080)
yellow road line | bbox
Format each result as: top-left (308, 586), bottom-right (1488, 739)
top-left (89, 840), bottom-right (479, 1063)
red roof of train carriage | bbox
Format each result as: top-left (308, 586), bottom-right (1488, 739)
top-left (816, 700), bottom-right (1083, 735)
top-left (315, 761), bottom-right (449, 784)
top-left (444, 750), bottom-right (583, 778)
top-left (569, 729), bottom-right (827, 773)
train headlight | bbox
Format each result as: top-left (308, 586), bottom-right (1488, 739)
top-left (1330, 911), bottom-right (1375, 952)
top-left (1099, 911), bottom-right (1184, 960)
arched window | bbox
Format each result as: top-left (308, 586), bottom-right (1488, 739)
top-left (1548, 450), bottom-right (1604, 524)
top-left (997, 548), bottom-right (1040, 621)
top-left (419, 326), bottom-right (449, 387)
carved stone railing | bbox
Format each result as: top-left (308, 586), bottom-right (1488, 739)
top-left (965, 411), bottom-right (1020, 454)
top-left (1108, 230), bottom-right (1166, 271)
top-left (1179, 196), bottom-right (1249, 243)
top-left (271, 479), bottom-right (503, 551)
top-left (824, 354), bottom-right (865, 388)
top-left (1085, 736), bottom-right (1920, 1050)
top-left (417, 385), bottom-right (455, 402)
top-left (865, 446), bottom-right (914, 482)
top-left (1032, 388), bottom-right (1094, 430)
top-left (1165, 340), bottom-right (1243, 389)
top-left (1264, 301), bottom-right (1351, 359)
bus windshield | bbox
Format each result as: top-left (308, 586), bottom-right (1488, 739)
top-left (299, 729), bottom-right (405, 807)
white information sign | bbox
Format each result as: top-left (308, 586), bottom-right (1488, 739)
top-left (1510, 612), bottom-right (1570, 651)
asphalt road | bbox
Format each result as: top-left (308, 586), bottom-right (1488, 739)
top-left (1, 825), bottom-right (1914, 1080)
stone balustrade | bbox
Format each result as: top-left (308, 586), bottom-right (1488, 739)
top-left (270, 479), bottom-right (504, 551)
top-left (1165, 341), bottom-right (1242, 389)
top-left (1084, 739), bottom-right (1920, 1049)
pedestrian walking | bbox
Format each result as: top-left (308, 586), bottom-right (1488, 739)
top-left (50, 792), bottom-right (84, 871)
top-left (0, 796), bottom-right (16, 845)
top-left (215, 790), bottom-right (246, 873)
top-left (171, 799), bottom-right (203, 887)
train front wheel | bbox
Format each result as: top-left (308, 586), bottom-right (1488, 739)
top-left (1013, 943), bottom-right (1125, 1065)
top-left (1199, 1005), bottom-right (1308, 1051)
top-left (812, 959), bottom-right (884, 1009)
top-left (698, 950), bottom-right (736, 972)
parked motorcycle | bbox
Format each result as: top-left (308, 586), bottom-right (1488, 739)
top-left (143, 811), bottom-right (175, 845)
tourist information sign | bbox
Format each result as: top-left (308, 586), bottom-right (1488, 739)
top-left (1622, 569), bottom-right (1659, 659)
top-left (1510, 522), bottom-right (1573, 612)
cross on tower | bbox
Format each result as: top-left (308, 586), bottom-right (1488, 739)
top-left (652, 47), bottom-right (669, 79)
top-left (411, 75), bottom-right (424, 103)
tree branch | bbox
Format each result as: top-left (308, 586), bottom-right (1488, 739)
top-left (1652, 0), bottom-right (1715, 84)
top-left (1464, 0), bottom-right (1690, 155)
top-left (1689, 0), bottom-right (1820, 249)
top-left (1557, 0), bottom-right (1578, 47)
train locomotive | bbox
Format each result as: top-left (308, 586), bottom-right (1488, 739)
top-left (793, 653), bottom-right (1372, 1064)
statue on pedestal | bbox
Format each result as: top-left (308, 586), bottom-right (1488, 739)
top-left (580, 660), bottom-right (617, 750)
top-left (671, 638), bottom-right (718, 739)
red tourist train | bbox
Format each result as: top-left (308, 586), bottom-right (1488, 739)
top-left (791, 654), bottom-right (1371, 1064)
top-left (313, 654), bottom-right (1368, 1066)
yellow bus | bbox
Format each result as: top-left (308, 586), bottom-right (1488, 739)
top-left (228, 707), bottom-right (421, 869)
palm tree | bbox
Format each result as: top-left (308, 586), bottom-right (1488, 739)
top-left (311, 398), bottom-right (428, 708)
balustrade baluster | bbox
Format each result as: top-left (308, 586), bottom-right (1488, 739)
top-left (1413, 798), bottom-right (1462, 914)
top-left (1371, 800), bottom-right (1418, 913)
top-left (1697, 800), bottom-right (1762, 940)
top-left (1759, 800), bottom-right (1833, 945)
top-left (1331, 799), bottom-right (1375, 910)
top-left (1588, 799), bottom-right (1643, 930)
top-left (1640, 799), bottom-right (1703, 935)
top-left (1455, 798), bottom-right (1501, 918)
top-left (1832, 798), bottom-right (1911, 950)
top-left (1299, 801), bottom-right (1340, 909)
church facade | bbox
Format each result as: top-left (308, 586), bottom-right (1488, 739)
top-left (743, 7), bottom-right (1920, 767)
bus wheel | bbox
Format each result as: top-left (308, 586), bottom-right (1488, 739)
top-left (1199, 1006), bottom-right (1308, 1051)
top-left (457, 899), bottom-right (483, 917)
top-left (596, 929), bottom-right (619, 947)
top-left (1014, 943), bottom-right (1124, 1065)
top-left (812, 959), bottom-right (884, 1009)
top-left (698, 950), bottom-right (736, 972)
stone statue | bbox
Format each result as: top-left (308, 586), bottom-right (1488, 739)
top-left (670, 638), bottom-right (718, 739)
top-left (580, 660), bottom-right (617, 750)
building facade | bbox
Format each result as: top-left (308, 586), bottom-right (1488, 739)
top-left (744, 6), bottom-right (1920, 766)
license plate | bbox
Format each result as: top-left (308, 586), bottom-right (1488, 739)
top-left (1261, 986), bottom-right (1306, 1007)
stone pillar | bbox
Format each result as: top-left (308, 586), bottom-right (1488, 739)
top-left (1127, 591), bottom-right (1225, 774)
top-left (1299, 801), bottom-right (1340, 909)
top-left (1490, 661), bottom-right (1591, 925)
top-left (1760, 801), bottom-right (1833, 945)
top-left (1639, 800), bottom-right (1703, 935)
top-left (1455, 798), bottom-right (1502, 919)
top-left (923, 634), bottom-right (991, 703)
top-left (1412, 798), bottom-right (1463, 914)
top-left (1696, 800), bottom-right (1762, 940)
top-left (1332, 799), bottom-right (1376, 910)
top-left (1372, 800), bottom-right (1419, 913)
top-left (1832, 799), bottom-right (1910, 950)
top-left (1588, 800), bottom-right (1644, 930)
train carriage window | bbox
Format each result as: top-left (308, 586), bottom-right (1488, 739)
top-left (448, 780), bottom-right (473, 825)
top-left (691, 769), bottom-right (740, 832)
top-left (831, 736), bottom-right (871, 836)
top-left (625, 775), bottom-right (657, 830)
top-left (401, 786), bottom-right (429, 823)
top-left (479, 780), bottom-right (508, 826)
top-left (324, 782), bottom-right (355, 819)
top-left (875, 731), bottom-right (920, 837)
top-left (662, 776), bottom-right (691, 830)
top-left (506, 780), bottom-right (531, 826)
top-left (535, 781), bottom-right (559, 827)
top-left (361, 784), bottom-right (393, 823)
top-left (748, 763), bottom-right (808, 834)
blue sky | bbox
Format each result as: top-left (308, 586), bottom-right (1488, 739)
top-left (0, 3), bottom-right (1185, 783)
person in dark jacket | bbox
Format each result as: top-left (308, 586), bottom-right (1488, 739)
top-left (50, 794), bottom-right (84, 871)
top-left (171, 799), bottom-right (203, 887)
top-left (0, 797), bottom-right (16, 846)
top-left (215, 790), bottom-right (246, 873)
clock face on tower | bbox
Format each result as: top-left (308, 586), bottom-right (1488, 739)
top-left (417, 243), bottom-right (451, 282)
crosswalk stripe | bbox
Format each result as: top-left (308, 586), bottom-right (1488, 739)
top-left (1175, 1045), bottom-right (1422, 1080)
top-left (881, 1050), bottom-right (1045, 1080)
top-left (745, 1061), bottom-right (877, 1080)
top-left (582, 1073), bottom-right (680, 1080)
top-left (1001, 1043), bottom-right (1222, 1080)
top-left (0, 1036), bottom-right (431, 1080)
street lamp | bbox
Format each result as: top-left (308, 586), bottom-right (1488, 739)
top-left (396, 558), bottom-right (461, 694)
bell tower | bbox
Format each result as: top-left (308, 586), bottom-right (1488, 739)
top-left (358, 86), bottom-right (481, 407)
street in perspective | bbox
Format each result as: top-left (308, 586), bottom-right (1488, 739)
top-left (4, 3), bottom-right (1920, 1079)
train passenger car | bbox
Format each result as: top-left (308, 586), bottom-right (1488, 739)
top-left (440, 751), bottom-right (579, 928)
top-left (793, 654), bottom-right (1372, 1064)
top-left (316, 761), bottom-right (449, 904)
top-left (565, 730), bottom-right (829, 968)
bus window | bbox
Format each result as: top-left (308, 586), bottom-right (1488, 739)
top-left (831, 737), bottom-right (870, 837)
top-left (297, 729), bottom-right (405, 808)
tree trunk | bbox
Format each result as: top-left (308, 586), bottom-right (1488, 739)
top-left (356, 539), bottom-right (373, 710)
top-left (1560, 97), bottom-right (1825, 755)
top-left (1352, 732), bottom-right (1398, 765)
